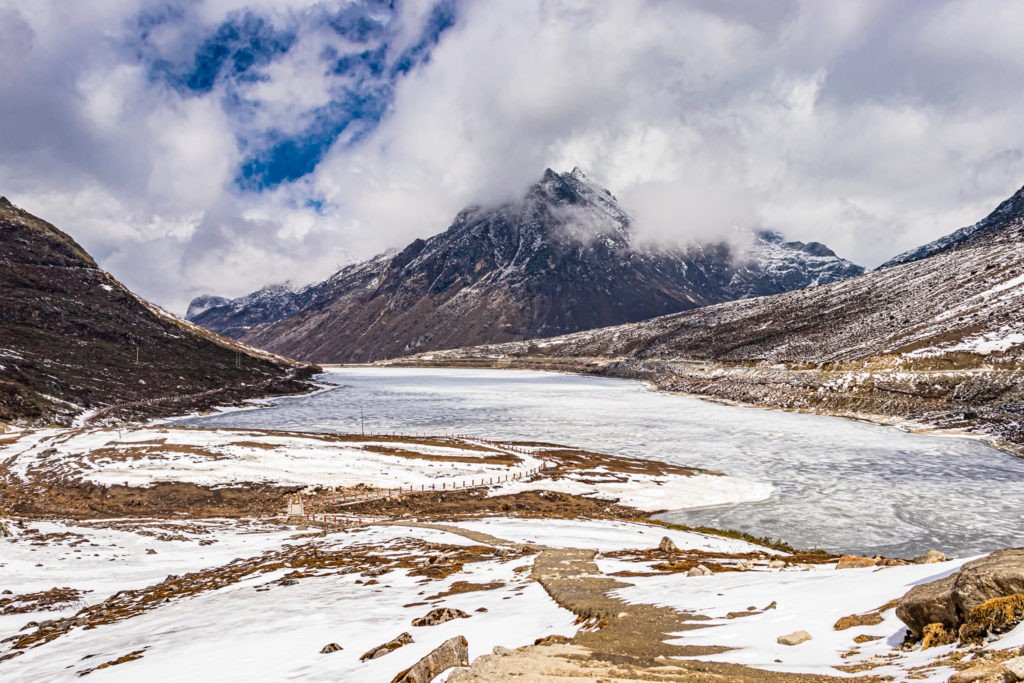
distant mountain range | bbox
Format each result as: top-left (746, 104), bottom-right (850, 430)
top-left (188, 168), bottom-right (863, 363)
top-left (0, 197), bottom-right (316, 425)
top-left (405, 183), bottom-right (1024, 453)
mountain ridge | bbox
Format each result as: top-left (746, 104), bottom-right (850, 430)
top-left (189, 168), bottom-right (863, 363)
top-left (0, 198), bottom-right (318, 425)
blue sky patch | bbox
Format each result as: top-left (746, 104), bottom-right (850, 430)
top-left (132, 1), bottom-right (457, 193)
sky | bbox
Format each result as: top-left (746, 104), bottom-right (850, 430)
top-left (2, 0), bottom-right (1024, 313)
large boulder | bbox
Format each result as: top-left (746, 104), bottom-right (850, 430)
top-left (896, 548), bottom-right (1024, 642)
top-left (392, 635), bottom-right (469, 683)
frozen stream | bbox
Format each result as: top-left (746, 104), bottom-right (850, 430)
top-left (176, 367), bottom-right (1024, 557)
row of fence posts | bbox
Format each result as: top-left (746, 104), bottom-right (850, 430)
top-left (308, 462), bottom-right (548, 508)
top-left (291, 436), bottom-right (549, 529)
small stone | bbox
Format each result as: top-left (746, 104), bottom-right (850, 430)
top-left (836, 555), bottom-right (878, 570)
top-left (412, 607), bottom-right (470, 627)
top-left (777, 630), bottom-right (812, 646)
top-left (533, 634), bottom-right (570, 646)
top-left (686, 564), bottom-right (712, 577)
top-left (360, 632), bottom-right (413, 661)
top-left (320, 643), bottom-right (343, 654)
top-left (913, 550), bottom-right (948, 564)
top-left (767, 559), bottom-right (786, 569)
top-left (145, 549), bottom-right (157, 555)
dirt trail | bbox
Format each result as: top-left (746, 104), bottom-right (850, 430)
top-left (388, 521), bottom-right (868, 682)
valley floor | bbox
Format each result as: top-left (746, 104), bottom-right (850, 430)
top-left (1, 425), bottom-right (1021, 681)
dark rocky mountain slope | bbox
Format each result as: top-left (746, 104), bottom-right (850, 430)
top-left (190, 168), bottom-right (862, 363)
top-left (0, 198), bottom-right (317, 426)
top-left (396, 183), bottom-right (1024, 454)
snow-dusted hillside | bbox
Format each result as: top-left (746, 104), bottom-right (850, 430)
top-left (189, 168), bottom-right (861, 363)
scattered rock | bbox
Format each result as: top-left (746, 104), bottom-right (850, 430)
top-left (947, 661), bottom-right (1006, 682)
top-left (359, 632), bottom-right (413, 661)
top-left (362, 567), bottom-right (389, 577)
top-left (686, 564), bottom-right (712, 577)
top-left (836, 555), bottom-right (878, 570)
top-left (834, 611), bottom-right (884, 631)
top-left (777, 630), bottom-right (812, 646)
top-left (412, 607), bottom-right (470, 627)
top-left (767, 559), bottom-right (786, 569)
top-left (320, 643), bottom-right (343, 654)
top-left (658, 536), bottom-right (679, 554)
top-left (914, 550), bottom-right (948, 564)
top-left (853, 634), bottom-right (881, 643)
top-left (475, 607), bottom-right (488, 613)
top-left (534, 634), bottom-right (571, 646)
top-left (737, 561), bottom-right (755, 571)
top-left (391, 635), bottom-right (468, 683)
top-left (145, 549), bottom-right (157, 555)
top-left (897, 549), bottom-right (1024, 643)
top-left (491, 646), bottom-right (514, 656)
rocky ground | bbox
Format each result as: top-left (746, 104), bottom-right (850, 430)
top-left (2, 425), bottom-right (1024, 681)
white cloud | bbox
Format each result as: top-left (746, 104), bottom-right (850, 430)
top-left (2, 0), bottom-right (1024, 314)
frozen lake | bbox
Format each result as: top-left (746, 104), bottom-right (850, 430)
top-left (176, 367), bottom-right (1024, 557)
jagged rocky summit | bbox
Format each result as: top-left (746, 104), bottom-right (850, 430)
top-left (189, 168), bottom-right (862, 363)
top-left (0, 197), bottom-right (317, 425)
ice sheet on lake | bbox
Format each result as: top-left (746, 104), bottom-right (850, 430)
top-left (175, 367), bottom-right (1024, 557)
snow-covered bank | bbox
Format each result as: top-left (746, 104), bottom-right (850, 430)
top-left (613, 558), bottom-right (1020, 681)
top-left (488, 470), bottom-right (771, 513)
top-left (1, 425), bottom-right (768, 515)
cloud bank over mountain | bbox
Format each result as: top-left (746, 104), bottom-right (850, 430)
top-left (2, 0), bottom-right (1023, 312)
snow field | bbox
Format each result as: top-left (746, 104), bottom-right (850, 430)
top-left (0, 520), bottom-right (577, 681)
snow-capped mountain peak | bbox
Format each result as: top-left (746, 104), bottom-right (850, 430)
top-left (188, 168), bottom-right (862, 363)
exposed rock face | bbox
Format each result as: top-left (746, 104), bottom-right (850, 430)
top-left (411, 607), bottom-right (470, 627)
top-left (391, 635), bottom-right (469, 683)
top-left (189, 168), bottom-right (861, 363)
top-left (0, 198), bottom-right (316, 425)
top-left (896, 549), bottom-right (1024, 641)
